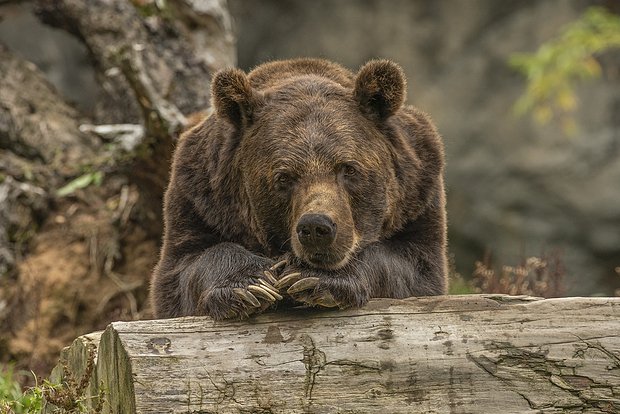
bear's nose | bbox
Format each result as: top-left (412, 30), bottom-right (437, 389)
top-left (296, 214), bottom-right (336, 248)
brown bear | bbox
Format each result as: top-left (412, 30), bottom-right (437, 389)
top-left (151, 58), bottom-right (447, 320)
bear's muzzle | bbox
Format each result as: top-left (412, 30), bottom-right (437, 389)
top-left (296, 213), bottom-right (337, 249)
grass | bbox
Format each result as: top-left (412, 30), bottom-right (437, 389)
top-left (0, 367), bottom-right (42, 414)
top-left (0, 346), bottom-right (103, 414)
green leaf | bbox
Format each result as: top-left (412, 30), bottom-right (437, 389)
top-left (509, 6), bottom-right (620, 134)
top-left (0, 367), bottom-right (43, 414)
top-left (56, 171), bottom-right (104, 197)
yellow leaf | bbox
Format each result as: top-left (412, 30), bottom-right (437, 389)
top-left (582, 56), bottom-right (601, 77)
top-left (556, 89), bottom-right (577, 112)
top-left (561, 117), bottom-right (578, 136)
top-left (534, 106), bottom-right (553, 124)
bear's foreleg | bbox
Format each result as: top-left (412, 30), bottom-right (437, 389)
top-left (154, 242), bottom-right (282, 319)
top-left (353, 241), bottom-right (447, 298)
top-left (273, 236), bottom-right (446, 309)
top-left (273, 253), bottom-right (371, 309)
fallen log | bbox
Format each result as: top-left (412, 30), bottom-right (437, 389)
top-left (48, 295), bottom-right (620, 413)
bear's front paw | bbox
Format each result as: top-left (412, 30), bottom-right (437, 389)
top-left (275, 269), bottom-right (369, 309)
top-left (197, 275), bottom-right (282, 320)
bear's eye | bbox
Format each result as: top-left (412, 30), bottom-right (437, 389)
top-left (343, 165), bottom-right (357, 177)
top-left (274, 172), bottom-right (294, 189)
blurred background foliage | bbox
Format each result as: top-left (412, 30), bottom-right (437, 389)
top-left (511, 7), bottom-right (620, 134)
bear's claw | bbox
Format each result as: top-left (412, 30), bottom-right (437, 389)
top-left (274, 272), bottom-right (303, 290)
top-left (257, 279), bottom-right (283, 299)
top-left (232, 288), bottom-right (261, 307)
top-left (232, 269), bottom-right (346, 312)
top-left (289, 287), bottom-right (339, 308)
top-left (230, 275), bottom-right (286, 318)
top-left (269, 259), bottom-right (288, 272)
top-left (247, 284), bottom-right (278, 302)
top-left (262, 270), bottom-right (279, 285)
top-left (286, 277), bottom-right (320, 294)
top-left (312, 291), bottom-right (339, 308)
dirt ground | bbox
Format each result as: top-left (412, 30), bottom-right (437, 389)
top-left (1, 179), bottom-right (157, 383)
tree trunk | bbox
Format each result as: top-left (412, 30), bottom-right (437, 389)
top-left (47, 295), bottom-right (620, 413)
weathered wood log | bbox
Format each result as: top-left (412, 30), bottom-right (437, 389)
top-left (48, 295), bottom-right (620, 413)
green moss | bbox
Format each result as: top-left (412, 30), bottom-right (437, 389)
top-left (131, 0), bottom-right (175, 20)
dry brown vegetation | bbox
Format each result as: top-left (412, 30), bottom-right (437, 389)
top-left (471, 251), bottom-right (567, 298)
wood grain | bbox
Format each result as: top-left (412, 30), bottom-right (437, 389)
top-left (48, 295), bottom-right (620, 413)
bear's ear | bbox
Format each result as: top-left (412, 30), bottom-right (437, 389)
top-left (353, 60), bottom-right (407, 121)
top-left (211, 68), bottom-right (260, 127)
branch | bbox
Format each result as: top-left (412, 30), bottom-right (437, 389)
top-left (115, 45), bottom-right (187, 139)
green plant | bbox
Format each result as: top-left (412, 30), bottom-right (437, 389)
top-left (510, 7), bottom-right (620, 134)
top-left (56, 172), bottom-right (104, 198)
top-left (0, 347), bottom-right (104, 414)
top-left (0, 367), bottom-right (42, 414)
top-left (42, 347), bottom-right (104, 413)
top-left (448, 272), bottom-right (475, 295)
top-left (447, 255), bottom-right (475, 295)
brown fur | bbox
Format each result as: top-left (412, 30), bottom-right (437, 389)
top-left (151, 58), bottom-right (448, 319)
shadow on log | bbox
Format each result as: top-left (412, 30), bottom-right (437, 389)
top-left (47, 295), bottom-right (620, 413)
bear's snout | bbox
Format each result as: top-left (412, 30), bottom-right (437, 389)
top-left (289, 181), bottom-right (357, 269)
top-left (296, 213), bottom-right (337, 249)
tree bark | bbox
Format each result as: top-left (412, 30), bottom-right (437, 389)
top-left (47, 295), bottom-right (620, 413)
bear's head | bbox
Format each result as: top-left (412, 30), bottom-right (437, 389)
top-left (210, 60), bottom-right (439, 270)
